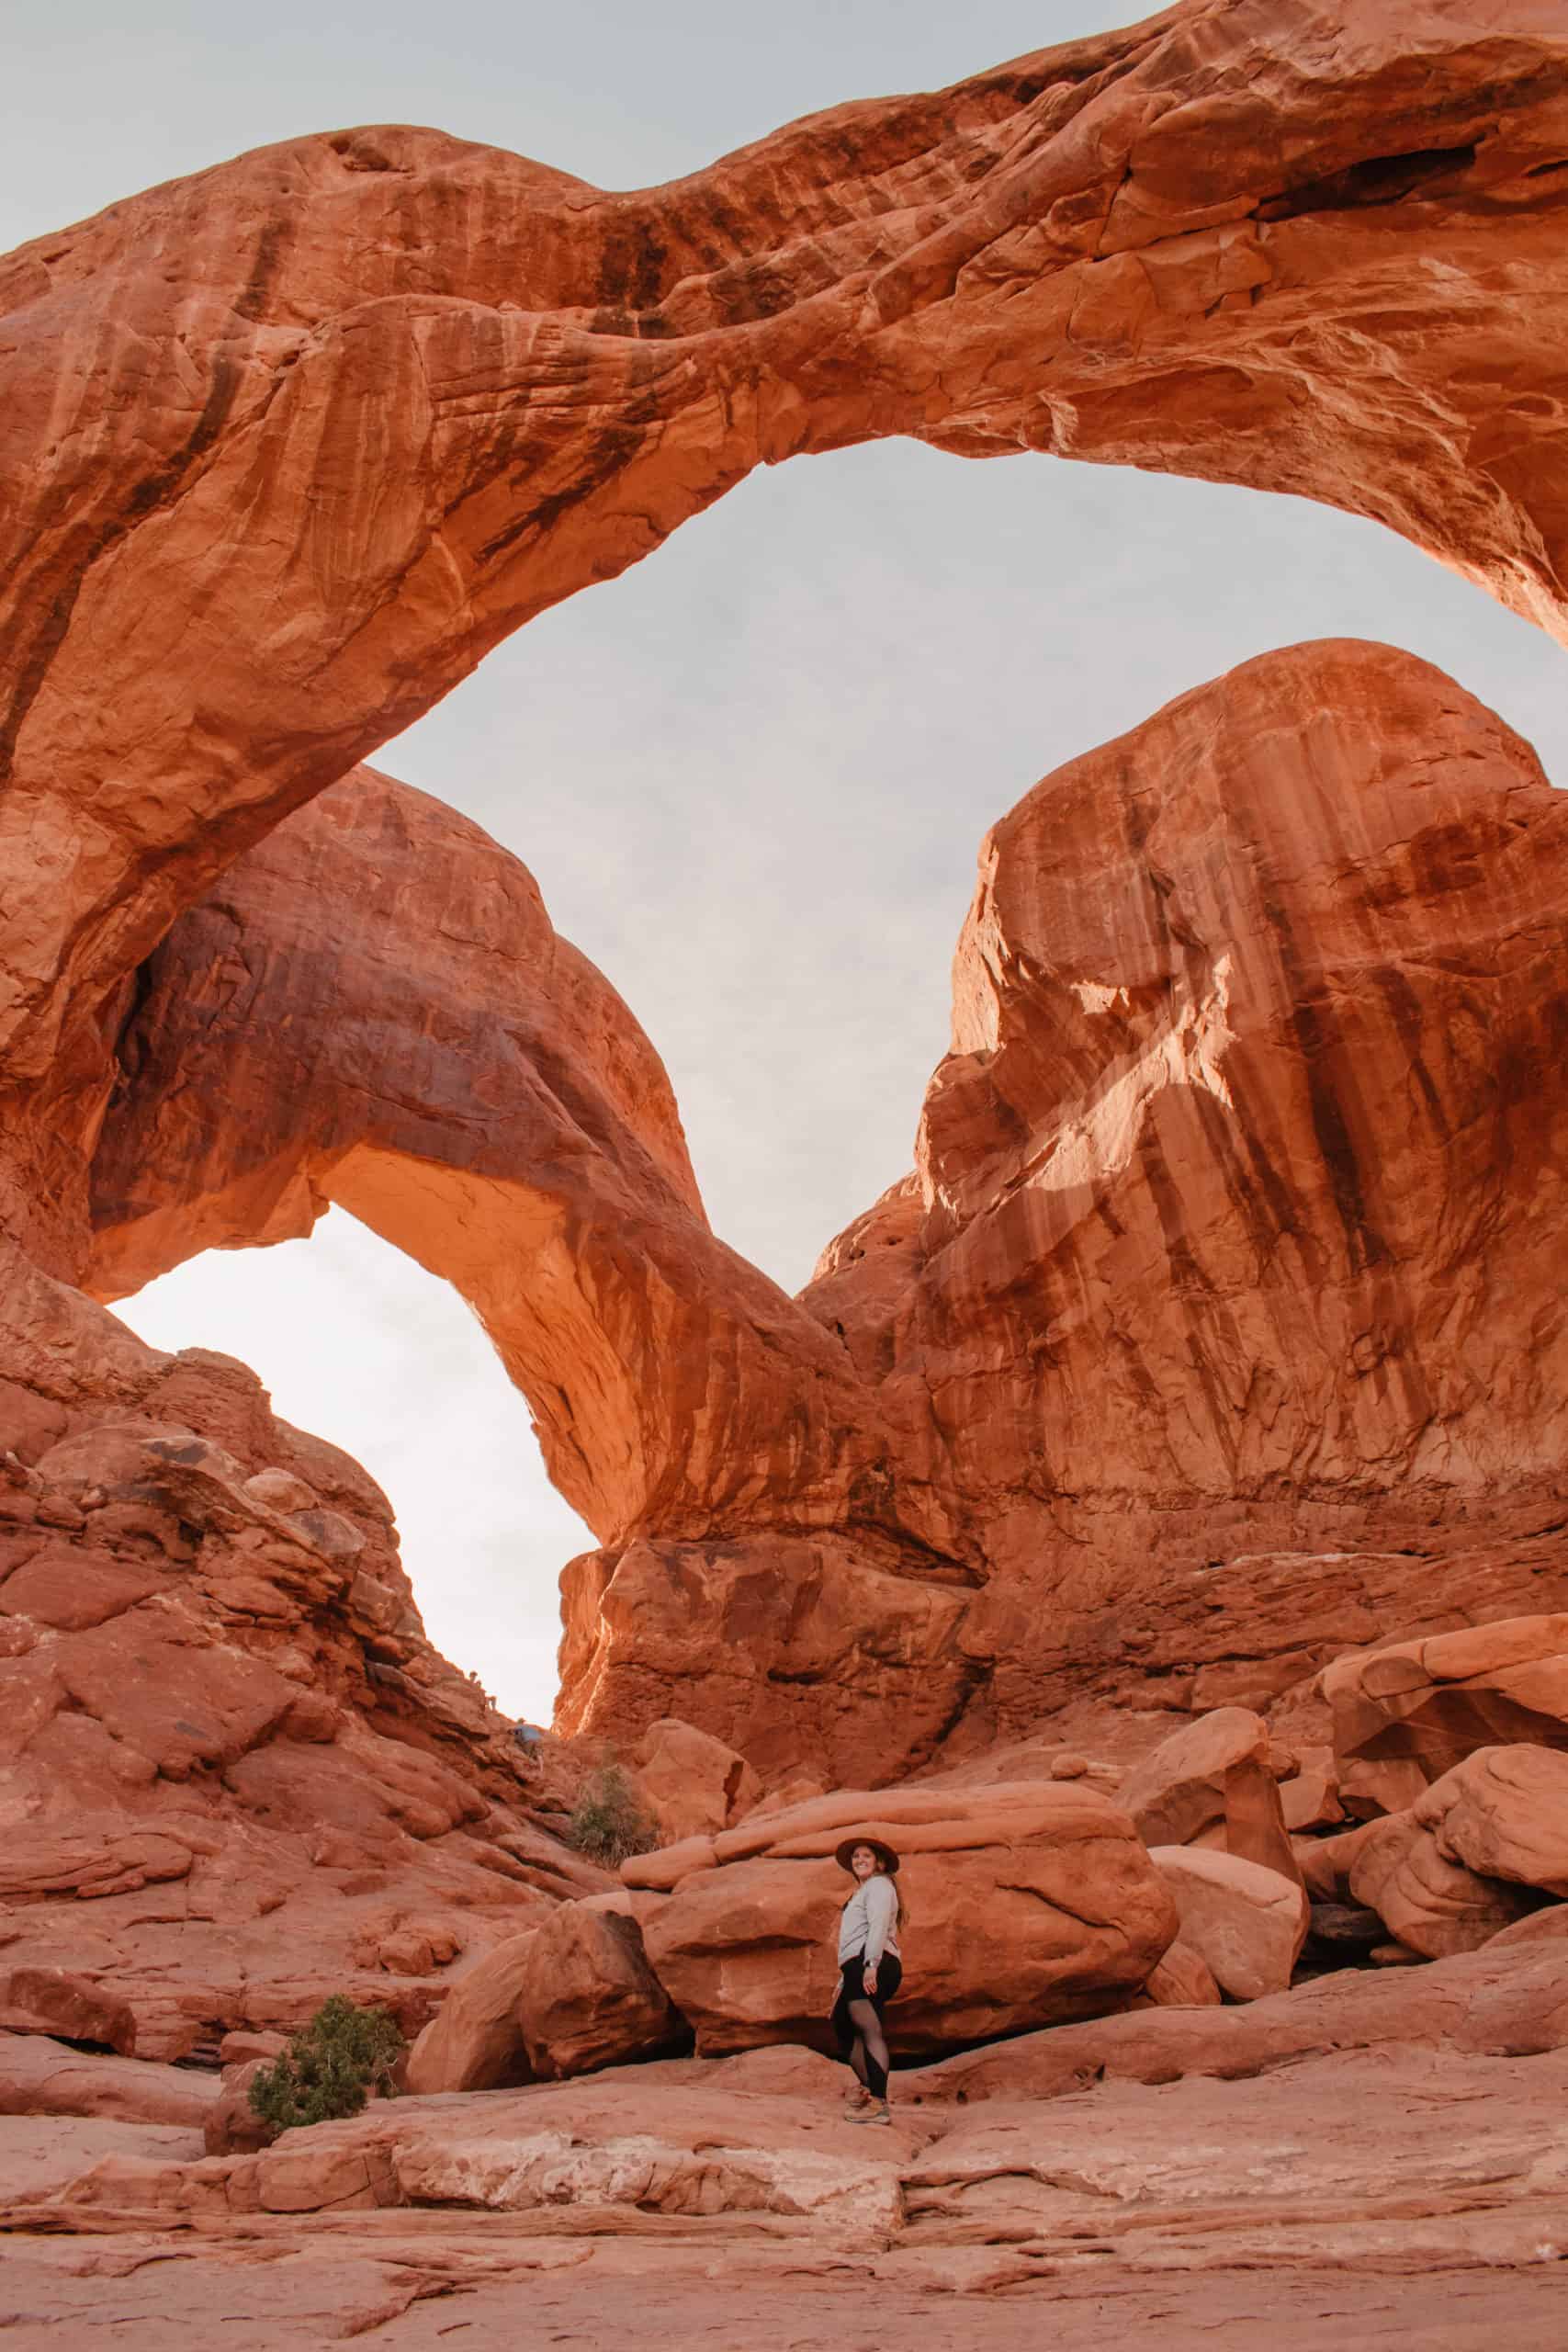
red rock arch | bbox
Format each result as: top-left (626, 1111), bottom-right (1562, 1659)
top-left (85, 767), bottom-right (896, 1555)
top-left (3, 0), bottom-right (1566, 1270)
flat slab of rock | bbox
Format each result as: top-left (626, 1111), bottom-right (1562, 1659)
top-left (0, 2113), bottom-right (203, 2206)
top-left (907, 1938), bottom-right (1568, 2106)
top-left (0, 2033), bottom-right (219, 2130)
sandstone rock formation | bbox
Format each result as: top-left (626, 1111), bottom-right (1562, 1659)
top-left (1418, 1745), bottom-right (1568, 1896)
top-left (0, 1332), bottom-right (611, 2058)
top-left (1342, 1744), bottom-right (1568, 1956)
top-left (0, 0), bottom-right (1562, 1794)
top-left (637, 1781), bottom-right (1178, 2055)
top-left (1118, 1707), bottom-right (1300, 1884)
top-left (630, 1720), bottom-right (761, 1847)
top-left (1348, 1810), bottom-right (1536, 1960)
top-left (6, 10), bottom-right (1568, 2337)
top-left (5, 0), bottom-right (1568, 1287)
top-left (509, 1895), bottom-right (684, 2081)
top-left (1323, 1614), bottom-right (1568, 1815)
top-left (402, 1930), bottom-right (541, 2098)
top-left (13, 1940), bottom-right (1568, 2347)
top-left (562, 639), bottom-right (1568, 1770)
top-left (83, 769), bottom-right (884, 1553)
top-left (39, 636), bottom-right (1568, 1799)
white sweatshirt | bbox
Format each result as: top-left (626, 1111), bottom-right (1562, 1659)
top-left (838, 1872), bottom-right (900, 1967)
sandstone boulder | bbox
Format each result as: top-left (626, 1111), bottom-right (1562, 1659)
top-left (640, 1781), bottom-right (1177, 2056)
top-left (1292, 1816), bottom-right (1383, 1904)
top-left (0, 2032), bottom-right (217, 2130)
top-left (631, 1718), bottom-right (761, 1846)
top-left (1140, 1939), bottom-right (1222, 2009)
top-left (1148, 1848), bottom-right (1309, 2001)
top-left (1117, 1708), bottom-right (1300, 1885)
top-left (1279, 1747), bottom-right (1344, 1835)
top-left (0, 1968), bottom-right (136, 2054)
top-left (405, 1935), bottom-right (540, 2097)
top-left (1417, 1745), bottom-right (1568, 1898)
top-left (514, 1898), bottom-right (685, 2080)
top-left (1348, 1810), bottom-right (1537, 1961)
top-left (203, 2059), bottom-right (275, 2157)
top-left (1323, 1616), bottom-right (1568, 1815)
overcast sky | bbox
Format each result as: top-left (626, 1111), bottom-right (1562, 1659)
top-left (13, 2), bottom-right (1564, 1720)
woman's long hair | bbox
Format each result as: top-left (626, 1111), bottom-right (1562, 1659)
top-left (874, 1858), bottom-right (908, 1936)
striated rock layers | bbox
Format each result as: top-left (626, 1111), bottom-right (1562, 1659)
top-left (2, 0), bottom-right (1567, 1275)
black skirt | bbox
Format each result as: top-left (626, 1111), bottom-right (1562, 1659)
top-left (830, 1947), bottom-right (902, 2046)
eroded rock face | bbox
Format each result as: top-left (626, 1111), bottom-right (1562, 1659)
top-left (3, 6), bottom-right (1568, 2018)
top-left (84, 768), bottom-right (881, 1552)
top-left (60, 640), bottom-right (1568, 1791)
top-left (0, 1328), bottom-right (604, 2059)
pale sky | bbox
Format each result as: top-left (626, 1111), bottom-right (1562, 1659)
top-left (13, 3), bottom-right (1564, 1720)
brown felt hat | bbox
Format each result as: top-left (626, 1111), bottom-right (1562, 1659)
top-left (835, 1835), bottom-right (900, 1876)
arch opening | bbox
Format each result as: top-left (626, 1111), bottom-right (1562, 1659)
top-left (113, 1209), bottom-right (587, 1724)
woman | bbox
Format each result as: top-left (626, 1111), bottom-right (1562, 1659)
top-left (830, 1835), bottom-right (903, 2126)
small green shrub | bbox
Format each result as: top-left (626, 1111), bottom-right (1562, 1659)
top-left (248, 1996), bottom-right (404, 2134)
top-left (568, 1763), bottom-right (656, 1867)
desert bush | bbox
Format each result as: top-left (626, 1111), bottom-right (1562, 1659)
top-left (568, 1763), bottom-right (656, 1866)
top-left (248, 1996), bottom-right (404, 2134)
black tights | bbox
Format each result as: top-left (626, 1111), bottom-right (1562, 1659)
top-left (845, 1996), bottom-right (890, 2099)
top-left (831, 1952), bottom-right (901, 2100)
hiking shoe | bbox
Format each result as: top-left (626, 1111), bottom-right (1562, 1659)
top-left (850, 2101), bottom-right (892, 2126)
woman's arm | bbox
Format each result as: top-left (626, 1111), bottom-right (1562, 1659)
top-left (861, 1874), bottom-right (896, 1973)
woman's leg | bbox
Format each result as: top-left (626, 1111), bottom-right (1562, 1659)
top-left (846, 1996), bottom-right (889, 2100)
top-left (830, 1981), bottom-right (870, 2087)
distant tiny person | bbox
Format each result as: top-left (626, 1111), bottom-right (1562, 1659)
top-left (830, 1835), bottom-right (904, 2126)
